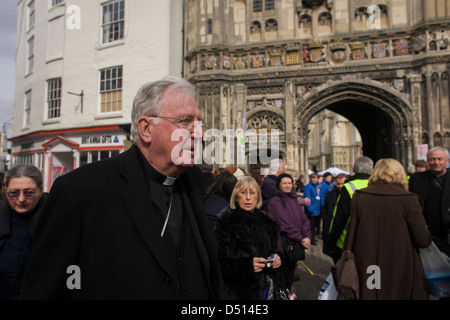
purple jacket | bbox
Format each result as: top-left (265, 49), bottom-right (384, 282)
top-left (268, 189), bottom-right (312, 251)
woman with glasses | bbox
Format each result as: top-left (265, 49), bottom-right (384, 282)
top-left (215, 176), bottom-right (288, 300)
top-left (0, 164), bottom-right (46, 300)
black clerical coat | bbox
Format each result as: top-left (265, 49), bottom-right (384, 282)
top-left (21, 145), bottom-right (225, 299)
top-left (409, 168), bottom-right (450, 256)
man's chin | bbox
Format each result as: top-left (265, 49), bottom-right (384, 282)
top-left (431, 168), bottom-right (446, 175)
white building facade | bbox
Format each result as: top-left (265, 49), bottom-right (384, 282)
top-left (13, 0), bottom-right (184, 191)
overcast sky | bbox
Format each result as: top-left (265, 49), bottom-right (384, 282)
top-left (0, 1), bottom-right (17, 128)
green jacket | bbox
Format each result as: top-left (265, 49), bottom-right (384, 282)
top-left (325, 174), bottom-right (370, 251)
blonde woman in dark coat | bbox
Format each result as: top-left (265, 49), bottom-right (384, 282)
top-left (215, 176), bottom-right (285, 300)
top-left (344, 158), bottom-right (432, 300)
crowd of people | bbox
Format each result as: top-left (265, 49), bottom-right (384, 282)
top-left (0, 75), bottom-right (449, 301)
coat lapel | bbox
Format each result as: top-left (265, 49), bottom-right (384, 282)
top-left (118, 147), bottom-right (178, 280)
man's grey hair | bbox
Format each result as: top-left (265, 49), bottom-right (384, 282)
top-left (6, 164), bottom-right (43, 190)
top-left (353, 156), bottom-right (373, 174)
top-left (130, 76), bottom-right (196, 142)
top-left (427, 146), bottom-right (450, 160)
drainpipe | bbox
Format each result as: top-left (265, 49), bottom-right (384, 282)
top-left (181, 0), bottom-right (186, 77)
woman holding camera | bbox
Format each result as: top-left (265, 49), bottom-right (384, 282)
top-left (215, 176), bottom-right (287, 300)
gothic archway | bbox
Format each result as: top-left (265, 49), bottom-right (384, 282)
top-left (245, 110), bottom-right (286, 175)
top-left (295, 79), bottom-right (415, 175)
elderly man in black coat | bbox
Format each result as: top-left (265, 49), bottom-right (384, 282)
top-left (409, 147), bottom-right (450, 257)
top-left (21, 76), bottom-right (226, 299)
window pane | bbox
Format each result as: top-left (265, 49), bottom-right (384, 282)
top-left (102, 0), bottom-right (125, 44)
top-left (47, 78), bottom-right (62, 119)
top-left (265, 0), bottom-right (274, 10)
top-left (207, 19), bottom-right (212, 34)
top-left (52, 0), bottom-right (65, 6)
top-left (99, 66), bottom-right (123, 113)
top-left (24, 90), bottom-right (32, 126)
top-left (91, 151), bottom-right (99, 162)
top-left (111, 150), bottom-right (120, 158)
top-left (80, 152), bottom-right (88, 167)
top-left (253, 0), bottom-right (262, 12)
top-left (28, 37), bottom-right (34, 58)
top-left (28, 37), bottom-right (34, 73)
top-left (100, 151), bottom-right (109, 161)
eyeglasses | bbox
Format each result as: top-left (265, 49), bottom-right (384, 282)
top-left (148, 115), bottom-right (202, 131)
top-left (239, 190), bottom-right (258, 197)
top-left (6, 189), bottom-right (38, 200)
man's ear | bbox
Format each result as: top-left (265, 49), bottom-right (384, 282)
top-left (137, 116), bottom-right (152, 144)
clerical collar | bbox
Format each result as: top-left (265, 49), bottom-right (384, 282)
top-left (163, 176), bottom-right (178, 186)
top-left (432, 170), bottom-right (447, 178)
top-left (135, 145), bottom-right (179, 185)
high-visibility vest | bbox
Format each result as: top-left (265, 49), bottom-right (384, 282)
top-left (330, 179), bottom-right (369, 249)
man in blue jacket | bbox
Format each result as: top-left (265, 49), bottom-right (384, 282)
top-left (303, 173), bottom-right (321, 245)
top-left (319, 172), bottom-right (334, 208)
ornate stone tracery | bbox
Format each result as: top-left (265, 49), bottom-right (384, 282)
top-left (247, 111), bottom-right (285, 133)
top-left (185, 0), bottom-right (450, 174)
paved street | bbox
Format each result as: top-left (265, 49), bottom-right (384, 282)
top-left (291, 237), bottom-right (334, 300)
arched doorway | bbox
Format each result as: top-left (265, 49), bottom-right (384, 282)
top-left (295, 79), bottom-right (415, 175)
top-left (327, 99), bottom-right (395, 161)
top-left (245, 109), bottom-right (286, 176)
top-left (308, 110), bottom-right (362, 173)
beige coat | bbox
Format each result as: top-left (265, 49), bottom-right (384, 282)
top-left (345, 183), bottom-right (432, 300)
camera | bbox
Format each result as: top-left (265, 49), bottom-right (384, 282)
top-left (265, 254), bottom-right (274, 268)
